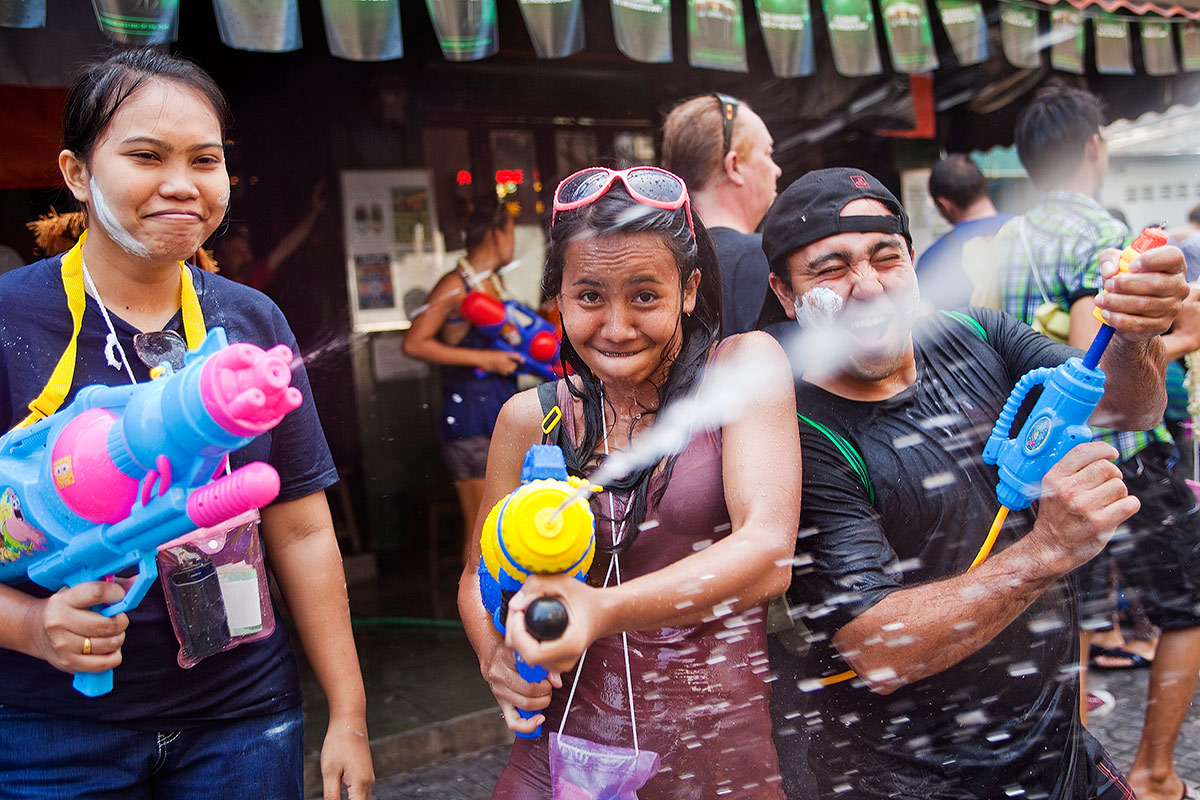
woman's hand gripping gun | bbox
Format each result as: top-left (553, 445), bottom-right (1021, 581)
top-left (0, 328), bottom-right (302, 696)
top-left (477, 444), bottom-right (595, 737)
top-left (979, 227), bottom-right (1168, 563)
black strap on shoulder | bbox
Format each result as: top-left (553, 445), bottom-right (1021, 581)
top-left (537, 380), bottom-right (583, 475)
top-left (537, 380), bottom-right (560, 445)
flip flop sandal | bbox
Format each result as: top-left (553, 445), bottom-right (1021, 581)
top-left (1088, 645), bottom-right (1153, 670)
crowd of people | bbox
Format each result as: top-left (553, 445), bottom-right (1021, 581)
top-left (2, 48), bottom-right (1199, 800)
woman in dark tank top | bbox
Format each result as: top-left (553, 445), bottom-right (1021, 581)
top-left (458, 167), bottom-right (802, 798)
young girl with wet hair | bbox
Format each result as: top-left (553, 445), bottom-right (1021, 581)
top-left (458, 167), bottom-right (802, 798)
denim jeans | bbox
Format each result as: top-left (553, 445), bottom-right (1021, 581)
top-left (0, 705), bottom-right (304, 799)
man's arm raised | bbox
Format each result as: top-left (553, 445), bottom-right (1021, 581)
top-left (1075, 244), bottom-right (1187, 431)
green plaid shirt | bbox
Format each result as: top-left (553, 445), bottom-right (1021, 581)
top-left (993, 191), bottom-right (1173, 461)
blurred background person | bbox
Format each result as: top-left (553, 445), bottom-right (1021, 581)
top-left (212, 180), bottom-right (325, 291)
top-left (663, 92), bottom-right (781, 338)
top-left (1172, 202), bottom-right (1200, 282)
top-left (993, 80), bottom-right (1200, 800)
top-left (916, 154), bottom-right (1011, 309)
top-left (402, 197), bottom-right (522, 566)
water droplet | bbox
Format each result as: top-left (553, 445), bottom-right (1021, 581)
top-left (922, 471), bottom-right (956, 490)
top-left (955, 709), bottom-right (988, 726)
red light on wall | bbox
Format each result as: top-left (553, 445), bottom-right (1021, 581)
top-left (495, 169), bottom-right (524, 185)
top-left (457, 170), bottom-right (472, 186)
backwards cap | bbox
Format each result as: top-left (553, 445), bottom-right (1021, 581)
top-left (762, 167), bottom-right (911, 273)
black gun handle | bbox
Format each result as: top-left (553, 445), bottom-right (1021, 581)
top-left (525, 596), bottom-right (568, 642)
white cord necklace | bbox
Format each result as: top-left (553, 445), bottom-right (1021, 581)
top-left (81, 256), bottom-right (138, 385)
top-left (558, 383), bottom-right (641, 753)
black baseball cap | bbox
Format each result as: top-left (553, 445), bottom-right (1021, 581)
top-left (762, 167), bottom-right (911, 274)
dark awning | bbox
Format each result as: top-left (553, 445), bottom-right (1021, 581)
top-left (3, 0), bottom-right (1200, 189)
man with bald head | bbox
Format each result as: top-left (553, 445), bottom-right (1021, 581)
top-left (760, 167), bottom-right (1187, 799)
top-left (663, 93), bottom-right (781, 337)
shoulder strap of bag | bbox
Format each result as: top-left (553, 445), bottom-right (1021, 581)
top-left (1018, 218), bottom-right (1055, 307)
top-left (17, 231), bottom-right (207, 430)
top-left (537, 379), bottom-right (584, 475)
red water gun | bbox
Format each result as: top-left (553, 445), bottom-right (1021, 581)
top-left (460, 291), bottom-right (562, 381)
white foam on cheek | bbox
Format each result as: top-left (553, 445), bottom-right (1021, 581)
top-left (794, 286), bottom-right (843, 328)
top-left (89, 177), bottom-right (150, 258)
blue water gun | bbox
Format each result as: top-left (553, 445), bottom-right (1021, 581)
top-left (978, 228), bottom-right (1167, 564)
top-left (0, 328), bottom-right (302, 696)
top-left (477, 445), bottom-right (594, 736)
top-left (460, 291), bottom-right (562, 381)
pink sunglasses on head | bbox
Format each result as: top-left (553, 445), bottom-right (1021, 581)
top-left (551, 166), bottom-right (695, 237)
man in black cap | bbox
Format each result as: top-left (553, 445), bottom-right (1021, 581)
top-left (760, 167), bottom-right (1188, 799)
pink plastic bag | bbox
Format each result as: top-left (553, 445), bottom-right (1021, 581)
top-left (548, 732), bottom-right (660, 799)
top-left (156, 509), bottom-right (275, 668)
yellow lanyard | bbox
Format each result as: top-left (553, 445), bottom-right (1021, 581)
top-left (17, 230), bottom-right (207, 429)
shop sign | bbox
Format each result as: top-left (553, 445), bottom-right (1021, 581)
top-left (822, 0), bottom-right (882, 76)
top-left (755, 0), bottom-right (815, 77)
top-left (934, 0), bottom-right (986, 65)
top-left (1050, 4), bottom-right (1084, 74)
top-left (517, 0), bottom-right (584, 58)
top-left (213, 0), bottom-right (301, 52)
top-left (688, 0), bottom-right (748, 71)
top-left (1093, 11), bottom-right (1132, 74)
top-left (1140, 17), bottom-right (1176, 75)
top-left (426, 0), bottom-right (499, 61)
top-left (611, 0), bottom-right (672, 62)
top-left (0, 0), bottom-right (45, 28)
top-left (880, 0), bottom-right (937, 72)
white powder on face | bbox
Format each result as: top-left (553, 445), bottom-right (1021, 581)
top-left (793, 286), bottom-right (843, 329)
top-left (89, 176), bottom-right (151, 258)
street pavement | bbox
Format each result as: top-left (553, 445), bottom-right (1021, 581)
top-left (372, 664), bottom-right (1199, 798)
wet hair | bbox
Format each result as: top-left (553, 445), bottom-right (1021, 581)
top-left (62, 49), bottom-right (230, 161)
top-left (1015, 80), bottom-right (1105, 189)
top-left (543, 184), bottom-right (722, 552)
top-left (928, 155), bottom-right (987, 210)
top-left (462, 196), bottom-right (512, 251)
top-left (662, 94), bottom-right (753, 194)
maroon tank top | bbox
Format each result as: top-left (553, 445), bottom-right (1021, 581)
top-left (492, 379), bottom-right (784, 799)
